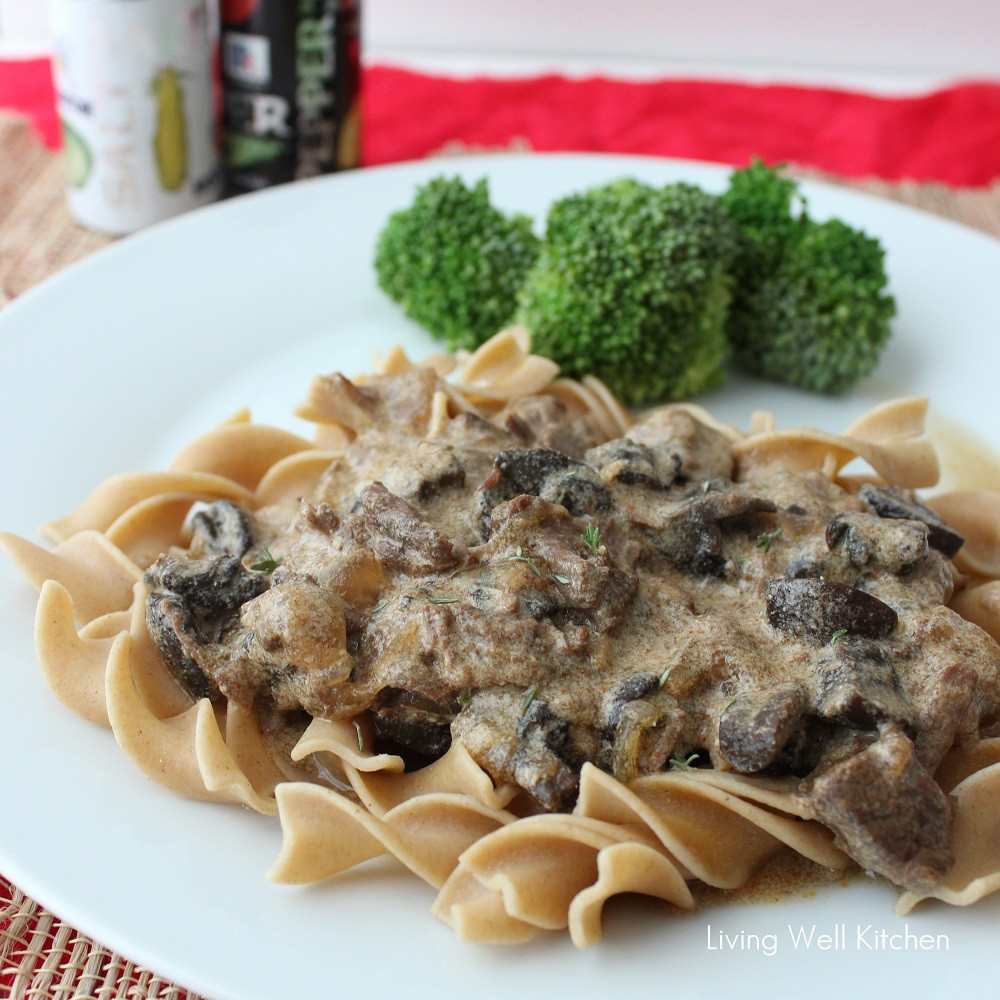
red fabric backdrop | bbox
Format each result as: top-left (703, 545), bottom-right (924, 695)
top-left (3, 57), bottom-right (1000, 186)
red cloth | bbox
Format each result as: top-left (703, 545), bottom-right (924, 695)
top-left (4, 56), bottom-right (1000, 186)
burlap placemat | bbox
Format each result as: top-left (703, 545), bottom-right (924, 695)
top-left (2, 109), bottom-right (999, 1000)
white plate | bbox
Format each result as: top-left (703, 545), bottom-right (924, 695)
top-left (2, 153), bottom-right (999, 1000)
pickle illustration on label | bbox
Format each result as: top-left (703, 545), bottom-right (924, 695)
top-left (152, 67), bottom-right (189, 192)
top-left (60, 118), bottom-right (93, 189)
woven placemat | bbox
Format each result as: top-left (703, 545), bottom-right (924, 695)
top-left (1, 881), bottom-right (203, 1000)
top-left (2, 110), bottom-right (1000, 1000)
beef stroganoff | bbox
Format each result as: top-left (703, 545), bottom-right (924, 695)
top-left (3, 327), bottom-right (1000, 946)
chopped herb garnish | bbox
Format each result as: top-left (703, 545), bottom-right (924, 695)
top-left (457, 686), bottom-right (473, 706)
top-left (721, 697), bottom-right (738, 715)
top-left (353, 720), bottom-right (364, 752)
top-left (509, 545), bottom-right (543, 577)
top-left (830, 628), bottom-right (848, 644)
top-left (669, 751), bottom-right (700, 771)
top-left (430, 596), bottom-right (460, 605)
top-left (701, 480), bottom-right (712, 493)
top-left (250, 547), bottom-right (281, 573)
top-left (755, 528), bottom-right (782, 553)
top-left (582, 522), bottom-right (601, 555)
top-left (658, 666), bottom-right (674, 688)
top-left (552, 573), bottom-right (571, 585)
top-left (371, 599), bottom-right (387, 616)
top-left (520, 685), bottom-right (538, 715)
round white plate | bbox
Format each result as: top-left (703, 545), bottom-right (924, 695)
top-left (2, 153), bottom-right (999, 1000)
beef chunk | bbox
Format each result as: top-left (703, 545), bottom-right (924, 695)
top-left (808, 726), bottom-right (954, 891)
top-left (358, 482), bottom-right (464, 575)
top-left (718, 685), bottom-right (808, 773)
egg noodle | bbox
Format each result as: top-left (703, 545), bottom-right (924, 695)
top-left (3, 327), bottom-right (999, 946)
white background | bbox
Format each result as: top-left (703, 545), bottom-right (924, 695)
top-left (2, 0), bottom-right (1000, 91)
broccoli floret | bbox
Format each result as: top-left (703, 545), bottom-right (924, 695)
top-left (721, 160), bottom-right (895, 394)
top-left (373, 175), bottom-right (540, 351)
top-left (516, 178), bottom-right (738, 405)
top-left (720, 157), bottom-right (807, 293)
top-left (733, 218), bottom-right (896, 393)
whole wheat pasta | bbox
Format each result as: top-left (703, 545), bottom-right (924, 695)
top-left (2, 328), bottom-right (999, 948)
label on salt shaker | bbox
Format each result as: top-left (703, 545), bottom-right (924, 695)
top-left (49, 0), bottom-right (224, 235)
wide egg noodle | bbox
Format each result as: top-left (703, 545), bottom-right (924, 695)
top-left (431, 865), bottom-right (543, 944)
top-left (253, 450), bottom-right (344, 507)
top-left (927, 489), bottom-right (1000, 579)
top-left (567, 840), bottom-right (695, 948)
top-left (169, 418), bottom-right (314, 491)
top-left (579, 764), bottom-right (850, 885)
top-left (225, 700), bottom-right (312, 801)
top-left (38, 470), bottom-right (253, 544)
top-left (4, 327), bottom-right (1000, 947)
top-left (896, 761), bottom-right (1000, 914)
top-left (104, 632), bottom-right (276, 815)
top-left (34, 580), bottom-right (118, 728)
top-left (104, 492), bottom-right (207, 569)
top-left (450, 324), bottom-right (561, 405)
top-left (949, 581), bottom-right (1000, 643)
top-left (267, 782), bottom-right (512, 888)
top-left (289, 717), bottom-right (517, 816)
top-left (0, 529), bottom-right (140, 624)
top-left (732, 395), bottom-right (940, 489)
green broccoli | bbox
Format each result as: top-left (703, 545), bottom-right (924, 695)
top-left (720, 157), bottom-right (807, 299)
top-left (515, 178), bottom-right (738, 405)
top-left (721, 160), bottom-right (895, 394)
top-left (373, 175), bottom-right (540, 351)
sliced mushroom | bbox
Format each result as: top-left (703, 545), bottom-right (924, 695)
top-left (372, 688), bottom-right (454, 760)
top-left (189, 499), bottom-right (256, 558)
top-left (475, 447), bottom-right (612, 536)
top-left (650, 489), bottom-right (777, 576)
top-left (859, 483), bottom-right (964, 558)
top-left (825, 511), bottom-right (929, 575)
top-left (585, 439), bottom-right (681, 490)
top-left (766, 579), bottom-right (898, 644)
top-left (145, 553), bottom-right (267, 616)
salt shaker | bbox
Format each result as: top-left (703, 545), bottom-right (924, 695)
top-left (48, 0), bottom-right (223, 235)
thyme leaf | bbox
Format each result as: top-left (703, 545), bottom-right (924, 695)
top-left (250, 547), bottom-right (281, 574)
top-left (755, 528), bottom-right (782, 553)
top-left (509, 545), bottom-right (543, 577)
top-left (658, 666), bottom-right (674, 688)
top-left (353, 720), bottom-right (364, 752)
top-left (582, 522), bottom-right (601, 555)
top-left (670, 753), bottom-right (698, 771)
top-left (552, 573), bottom-right (571, 585)
top-left (430, 596), bottom-right (460, 605)
top-left (457, 686), bottom-right (473, 706)
top-left (830, 628), bottom-right (848, 644)
top-left (520, 685), bottom-right (538, 715)
top-left (669, 751), bottom-right (700, 771)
